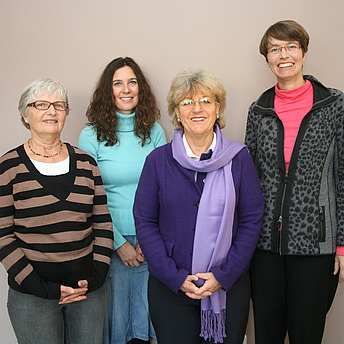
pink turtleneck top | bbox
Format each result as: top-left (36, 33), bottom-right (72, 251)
top-left (274, 80), bottom-right (313, 170)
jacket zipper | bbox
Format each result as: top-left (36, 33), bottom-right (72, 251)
top-left (278, 170), bottom-right (289, 254)
top-left (253, 78), bottom-right (338, 254)
top-left (276, 108), bottom-right (313, 253)
top-left (319, 206), bottom-right (325, 242)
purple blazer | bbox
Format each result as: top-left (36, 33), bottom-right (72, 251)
top-left (133, 141), bottom-right (264, 294)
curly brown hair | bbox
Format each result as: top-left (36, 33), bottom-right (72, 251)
top-left (86, 57), bottom-right (160, 146)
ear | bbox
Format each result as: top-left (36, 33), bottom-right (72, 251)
top-left (302, 51), bottom-right (307, 63)
top-left (215, 102), bottom-right (220, 115)
top-left (175, 107), bottom-right (180, 119)
top-left (21, 113), bottom-right (28, 123)
top-left (266, 58), bottom-right (272, 69)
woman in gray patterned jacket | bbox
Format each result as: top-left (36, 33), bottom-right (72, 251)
top-left (245, 20), bottom-right (344, 344)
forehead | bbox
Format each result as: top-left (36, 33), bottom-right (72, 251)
top-left (34, 91), bottom-right (62, 101)
top-left (268, 37), bottom-right (296, 46)
top-left (112, 66), bottom-right (136, 80)
top-left (183, 88), bottom-right (212, 99)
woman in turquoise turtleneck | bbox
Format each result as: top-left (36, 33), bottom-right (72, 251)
top-left (78, 57), bottom-right (166, 344)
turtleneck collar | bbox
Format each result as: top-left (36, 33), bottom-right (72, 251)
top-left (116, 112), bottom-right (136, 132)
top-left (275, 79), bottom-right (312, 103)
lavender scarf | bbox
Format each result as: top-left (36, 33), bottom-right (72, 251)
top-left (172, 125), bottom-right (245, 343)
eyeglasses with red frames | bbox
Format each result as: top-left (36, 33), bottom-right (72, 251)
top-left (267, 43), bottom-right (301, 55)
top-left (27, 101), bottom-right (69, 111)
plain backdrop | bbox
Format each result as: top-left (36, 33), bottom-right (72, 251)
top-left (1, 1), bottom-right (344, 343)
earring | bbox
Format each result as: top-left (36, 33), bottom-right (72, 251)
top-left (177, 118), bottom-right (181, 122)
top-left (216, 114), bottom-right (219, 119)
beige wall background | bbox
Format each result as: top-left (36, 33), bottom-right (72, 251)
top-left (1, 1), bottom-right (344, 343)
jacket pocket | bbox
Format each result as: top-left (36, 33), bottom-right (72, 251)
top-left (319, 206), bottom-right (326, 242)
top-left (164, 241), bottom-right (174, 257)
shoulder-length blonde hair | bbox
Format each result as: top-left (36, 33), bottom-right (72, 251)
top-left (167, 68), bottom-right (227, 130)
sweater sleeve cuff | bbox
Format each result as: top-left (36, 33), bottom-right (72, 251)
top-left (113, 229), bottom-right (126, 250)
top-left (336, 246), bottom-right (344, 255)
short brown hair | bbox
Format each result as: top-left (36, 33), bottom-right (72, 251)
top-left (260, 20), bottom-right (310, 61)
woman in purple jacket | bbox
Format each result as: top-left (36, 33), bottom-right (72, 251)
top-left (134, 68), bottom-right (264, 344)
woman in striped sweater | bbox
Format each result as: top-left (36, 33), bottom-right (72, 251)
top-left (0, 78), bottom-right (114, 344)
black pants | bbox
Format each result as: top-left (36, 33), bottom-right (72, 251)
top-left (250, 249), bottom-right (338, 344)
top-left (148, 271), bottom-right (250, 344)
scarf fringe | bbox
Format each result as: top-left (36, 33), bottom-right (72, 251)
top-left (200, 309), bottom-right (227, 343)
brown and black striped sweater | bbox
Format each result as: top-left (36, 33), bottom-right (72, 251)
top-left (0, 143), bottom-right (113, 299)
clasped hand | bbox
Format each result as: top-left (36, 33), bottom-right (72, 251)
top-left (116, 242), bottom-right (146, 268)
top-left (59, 280), bottom-right (88, 304)
top-left (180, 272), bottom-right (222, 299)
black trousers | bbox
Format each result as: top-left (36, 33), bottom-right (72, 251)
top-left (250, 249), bottom-right (339, 344)
top-left (148, 271), bottom-right (250, 344)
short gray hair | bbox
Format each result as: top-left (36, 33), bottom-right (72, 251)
top-left (167, 68), bottom-right (227, 129)
top-left (18, 77), bottom-right (69, 129)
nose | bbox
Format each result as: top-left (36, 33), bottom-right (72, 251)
top-left (192, 101), bottom-right (202, 111)
top-left (122, 84), bottom-right (130, 93)
top-left (46, 103), bottom-right (57, 115)
top-left (279, 46), bottom-right (289, 58)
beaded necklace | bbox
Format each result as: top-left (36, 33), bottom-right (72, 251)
top-left (27, 139), bottom-right (63, 158)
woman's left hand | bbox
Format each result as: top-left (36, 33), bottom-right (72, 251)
top-left (136, 244), bottom-right (146, 263)
top-left (116, 241), bottom-right (145, 268)
top-left (334, 255), bottom-right (344, 283)
top-left (59, 280), bottom-right (88, 304)
top-left (186, 272), bottom-right (222, 299)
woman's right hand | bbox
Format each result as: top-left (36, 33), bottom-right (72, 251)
top-left (179, 275), bottom-right (200, 298)
top-left (116, 241), bottom-right (145, 268)
top-left (59, 280), bottom-right (88, 304)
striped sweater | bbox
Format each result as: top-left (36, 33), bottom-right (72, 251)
top-left (0, 143), bottom-right (113, 299)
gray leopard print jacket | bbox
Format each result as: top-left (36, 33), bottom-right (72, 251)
top-left (245, 75), bottom-right (344, 255)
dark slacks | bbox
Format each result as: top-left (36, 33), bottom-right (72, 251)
top-left (148, 271), bottom-right (250, 344)
top-left (250, 249), bottom-right (338, 344)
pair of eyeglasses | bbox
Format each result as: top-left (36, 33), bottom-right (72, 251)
top-left (27, 101), bottom-right (69, 111)
top-left (267, 43), bottom-right (301, 55)
top-left (180, 97), bottom-right (213, 109)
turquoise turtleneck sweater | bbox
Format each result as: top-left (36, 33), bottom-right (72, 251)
top-left (78, 112), bottom-right (166, 249)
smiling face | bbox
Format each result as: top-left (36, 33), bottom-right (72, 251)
top-left (175, 91), bottom-right (219, 142)
top-left (112, 66), bottom-right (139, 114)
top-left (23, 92), bottom-right (67, 140)
top-left (267, 37), bottom-right (307, 90)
